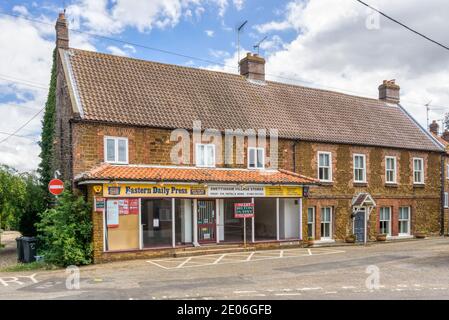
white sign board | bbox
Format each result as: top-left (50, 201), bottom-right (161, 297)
top-left (106, 199), bottom-right (119, 228)
top-left (208, 186), bottom-right (265, 197)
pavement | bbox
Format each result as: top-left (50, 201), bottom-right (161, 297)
top-left (1, 237), bottom-right (449, 300)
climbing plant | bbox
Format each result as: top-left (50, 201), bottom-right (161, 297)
top-left (38, 48), bottom-right (57, 207)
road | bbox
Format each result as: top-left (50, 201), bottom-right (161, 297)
top-left (1, 238), bottom-right (449, 300)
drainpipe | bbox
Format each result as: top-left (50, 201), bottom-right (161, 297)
top-left (292, 141), bottom-right (299, 173)
top-left (441, 152), bottom-right (446, 236)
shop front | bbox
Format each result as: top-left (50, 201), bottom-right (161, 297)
top-left (77, 165), bottom-right (317, 259)
top-left (92, 183), bottom-right (310, 252)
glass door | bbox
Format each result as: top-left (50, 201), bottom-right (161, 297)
top-left (197, 200), bottom-right (216, 243)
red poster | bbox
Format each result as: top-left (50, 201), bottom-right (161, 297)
top-left (118, 199), bottom-right (129, 215)
top-left (129, 199), bottom-right (139, 215)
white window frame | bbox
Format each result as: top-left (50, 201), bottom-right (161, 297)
top-left (104, 136), bottom-right (128, 164)
top-left (307, 207), bottom-right (315, 239)
top-left (353, 154), bottom-right (367, 183)
top-left (320, 207), bottom-right (332, 240)
top-left (195, 143), bottom-right (216, 168)
top-left (446, 164), bottom-right (449, 180)
top-left (398, 207), bottom-right (411, 236)
top-left (445, 192), bottom-right (449, 208)
top-left (247, 147), bottom-right (265, 169)
top-left (413, 158), bottom-right (424, 184)
top-left (379, 207), bottom-right (391, 236)
top-left (317, 152), bottom-right (332, 182)
top-left (385, 156), bottom-right (397, 184)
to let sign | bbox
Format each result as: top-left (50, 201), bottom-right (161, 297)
top-left (48, 179), bottom-right (64, 196)
top-left (234, 203), bottom-right (255, 218)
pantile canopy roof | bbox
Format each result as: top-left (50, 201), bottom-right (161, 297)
top-left (61, 48), bottom-right (443, 152)
top-left (75, 164), bottom-right (318, 185)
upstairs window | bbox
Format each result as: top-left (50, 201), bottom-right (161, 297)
top-left (447, 164), bottom-right (449, 180)
top-left (445, 193), bottom-right (449, 209)
top-left (413, 158), bottom-right (424, 184)
top-left (318, 152), bottom-right (332, 182)
top-left (196, 144), bottom-right (215, 167)
top-left (104, 136), bottom-right (128, 164)
top-left (385, 156), bottom-right (397, 184)
top-left (353, 154), bottom-right (366, 183)
top-left (248, 147), bottom-right (265, 169)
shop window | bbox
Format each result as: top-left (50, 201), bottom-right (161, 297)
top-left (141, 199), bottom-right (173, 247)
top-left (413, 158), bottom-right (424, 184)
top-left (196, 144), bottom-right (215, 167)
top-left (223, 198), bottom-right (252, 243)
top-left (318, 152), bottom-right (332, 182)
top-left (248, 147), bottom-right (265, 169)
top-left (254, 198), bottom-right (276, 241)
top-left (320, 207), bottom-right (332, 239)
top-left (398, 207), bottom-right (410, 235)
top-left (385, 157), bottom-right (397, 184)
top-left (307, 207), bottom-right (315, 239)
top-left (104, 199), bottom-right (139, 251)
top-left (104, 136), bottom-right (128, 164)
top-left (353, 154), bottom-right (366, 183)
top-left (379, 207), bottom-right (391, 236)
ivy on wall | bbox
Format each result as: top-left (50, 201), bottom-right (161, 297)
top-left (38, 48), bottom-right (57, 207)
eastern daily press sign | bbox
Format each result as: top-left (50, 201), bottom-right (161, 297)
top-left (234, 203), bottom-right (255, 218)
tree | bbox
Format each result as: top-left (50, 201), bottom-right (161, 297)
top-left (38, 48), bottom-right (57, 207)
top-left (36, 187), bottom-right (92, 266)
top-left (16, 172), bottom-right (45, 236)
top-left (0, 165), bottom-right (25, 232)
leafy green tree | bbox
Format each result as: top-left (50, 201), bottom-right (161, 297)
top-left (0, 165), bottom-right (26, 231)
top-left (36, 186), bottom-right (92, 266)
top-left (38, 48), bottom-right (57, 207)
top-left (16, 172), bottom-right (45, 236)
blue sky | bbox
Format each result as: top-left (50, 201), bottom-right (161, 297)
top-left (1, 0), bottom-right (449, 171)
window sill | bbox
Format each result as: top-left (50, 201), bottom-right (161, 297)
top-left (385, 183), bottom-right (398, 188)
top-left (353, 182), bottom-right (367, 187)
top-left (319, 181), bottom-right (333, 186)
top-left (413, 183), bottom-right (425, 188)
top-left (387, 235), bottom-right (413, 240)
top-left (313, 239), bottom-right (335, 244)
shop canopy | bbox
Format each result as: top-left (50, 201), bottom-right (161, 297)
top-left (75, 164), bottom-right (318, 186)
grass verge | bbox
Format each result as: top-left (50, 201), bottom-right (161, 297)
top-left (1, 261), bottom-right (58, 272)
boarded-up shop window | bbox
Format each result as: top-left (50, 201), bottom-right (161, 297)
top-left (105, 199), bottom-right (140, 251)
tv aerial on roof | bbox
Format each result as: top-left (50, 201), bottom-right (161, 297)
top-left (253, 36), bottom-right (268, 55)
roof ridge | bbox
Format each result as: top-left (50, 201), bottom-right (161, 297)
top-left (67, 47), bottom-right (384, 103)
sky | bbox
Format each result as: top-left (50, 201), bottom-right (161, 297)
top-left (1, 0), bottom-right (449, 172)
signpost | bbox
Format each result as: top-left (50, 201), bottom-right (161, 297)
top-left (234, 203), bottom-right (255, 248)
top-left (48, 179), bottom-right (64, 196)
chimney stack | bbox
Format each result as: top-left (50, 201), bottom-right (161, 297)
top-left (55, 12), bottom-right (69, 50)
top-left (442, 130), bottom-right (449, 142)
top-left (429, 120), bottom-right (439, 135)
top-left (239, 53), bottom-right (265, 81)
top-left (378, 80), bottom-right (400, 104)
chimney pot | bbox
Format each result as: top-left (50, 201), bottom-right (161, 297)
top-left (378, 79), bottom-right (400, 104)
top-left (239, 52), bottom-right (265, 81)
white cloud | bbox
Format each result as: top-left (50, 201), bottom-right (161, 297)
top-left (12, 5), bottom-right (29, 16)
top-left (209, 49), bottom-right (230, 59)
top-left (205, 30), bottom-right (214, 37)
top-left (259, 0), bottom-right (449, 128)
top-left (233, 0), bottom-right (245, 11)
top-left (107, 45), bottom-right (129, 57)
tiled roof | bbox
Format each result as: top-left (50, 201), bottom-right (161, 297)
top-left (75, 164), bottom-right (318, 185)
top-left (64, 48), bottom-right (443, 152)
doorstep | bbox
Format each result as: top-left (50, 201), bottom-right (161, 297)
top-left (174, 245), bottom-right (255, 257)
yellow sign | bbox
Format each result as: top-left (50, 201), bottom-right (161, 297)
top-left (103, 184), bottom-right (207, 198)
top-left (264, 186), bottom-right (303, 197)
top-left (93, 185), bottom-right (103, 194)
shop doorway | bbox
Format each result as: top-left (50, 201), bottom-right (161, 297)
top-left (197, 200), bottom-right (216, 243)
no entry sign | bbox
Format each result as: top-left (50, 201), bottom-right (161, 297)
top-left (48, 179), bottom-right (64, 196)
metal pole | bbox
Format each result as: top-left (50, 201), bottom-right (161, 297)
top-left (244, 217), bottom-right (247, 248)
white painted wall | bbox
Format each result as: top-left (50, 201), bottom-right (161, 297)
top-left (280, 199), bottom-right (300, 239)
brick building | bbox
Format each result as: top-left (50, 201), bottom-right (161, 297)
top-left (52, 13), bottom-right (445, 263)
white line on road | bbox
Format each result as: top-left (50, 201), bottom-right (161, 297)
top-left (212, 254), bottom-right (227, 264)
top-left (307, 249), bottom-right (312, 255)
top-left (246, 252), bottom-right (255, 261)
top-left (275, 293), bottom-right (302, 296)
top-left (176, 257), bottom-right (193, 268)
